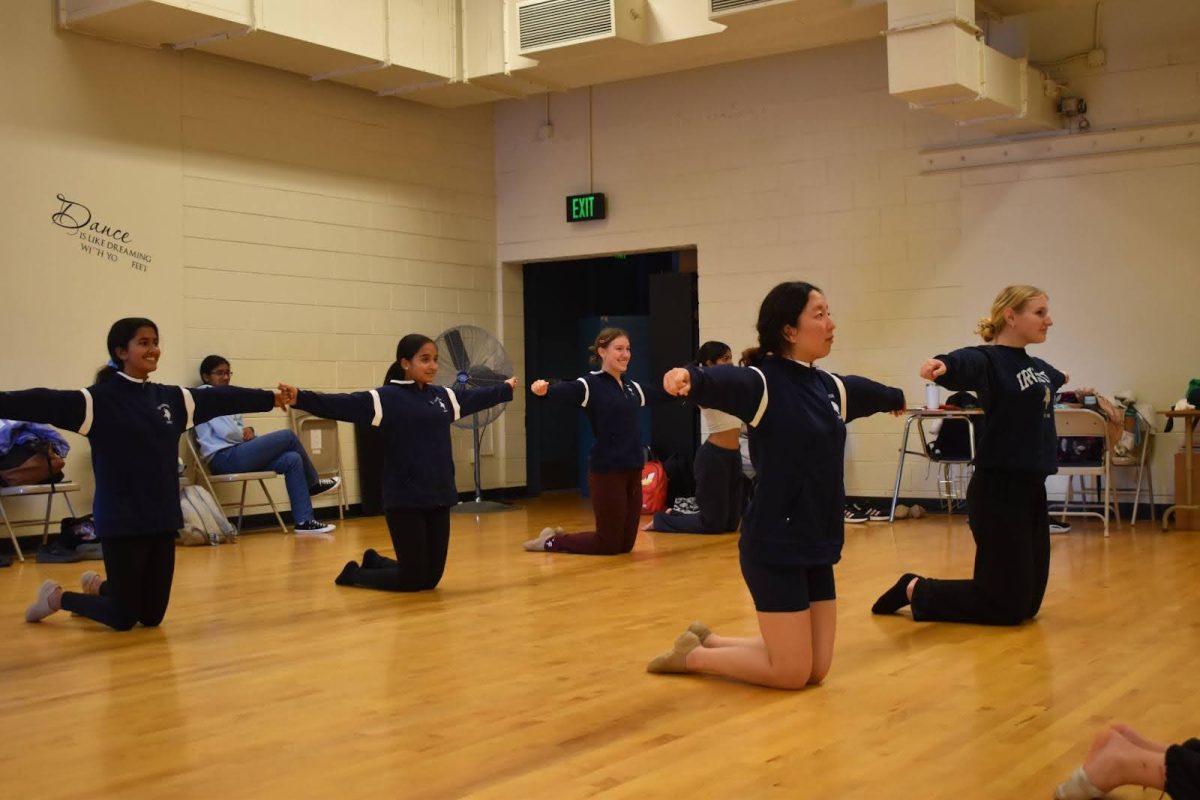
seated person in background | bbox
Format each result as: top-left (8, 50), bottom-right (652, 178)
top-left (195, 355), bottom-right (339, 534)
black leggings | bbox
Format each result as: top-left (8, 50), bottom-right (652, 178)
top-left (651, 441), bottom-right (743, 534)
top-left (351, 507), bottom-right (451, 592)
top-left (911, 468), bottom-right (1050, 626)
top-left (59, 532), bottom-right (176, 631)
top-left (1167, 739), bottom-right (1200, 800)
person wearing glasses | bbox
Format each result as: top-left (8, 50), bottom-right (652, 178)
top-left (195, 355), bottom-right (339, 534)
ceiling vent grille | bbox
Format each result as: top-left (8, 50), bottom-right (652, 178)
top-left (518, 0), bottom-right (615, 53)
top-left (710, 0), bottom-right (792, 17)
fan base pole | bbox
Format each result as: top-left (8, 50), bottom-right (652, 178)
top-left (450, 499), bottom-right (519, 514)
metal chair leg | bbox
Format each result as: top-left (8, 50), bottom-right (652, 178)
top-left (889, 416), bottom-right (915, 522)
top-left (0, 500), bottom-right (23, 562)
top-left (259, 479), bottom-right (288, 534)
top-left (236, 482), bottom-right (248, 533)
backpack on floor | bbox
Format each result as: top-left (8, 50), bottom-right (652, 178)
top-left (179, 484), bottom-right (237, 546)
top-left (640, 459), bottom-right (668, 515)
top-left (929, 391), bottom-right (982, 461)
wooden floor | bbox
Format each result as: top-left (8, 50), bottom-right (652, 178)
top-left (0, 495), bottom-right (1196, 799)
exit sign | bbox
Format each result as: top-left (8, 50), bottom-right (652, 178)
top-left (566, 192), bottom-right (606, 222)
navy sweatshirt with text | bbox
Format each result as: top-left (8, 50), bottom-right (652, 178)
top-left (541, 371), bottom-right (673, 473)
top-left (933, 344), bottom-right (1065, 475)
top-left (0, 373), bottom-right (276, 538)
top-left (293, 379), bottom-right (513, 510)
top-left (686, 357), bottom-right (904, 566)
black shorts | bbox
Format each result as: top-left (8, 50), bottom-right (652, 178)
top-left (739, 552), bottom-right (836, 612)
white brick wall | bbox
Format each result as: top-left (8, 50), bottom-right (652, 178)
top-left (495, 16), bottom-right (1200, 501)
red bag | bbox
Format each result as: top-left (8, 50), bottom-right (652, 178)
top-left (640, 459), bottom-right (668, 515)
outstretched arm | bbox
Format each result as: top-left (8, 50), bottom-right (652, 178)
top-left (924, 347), bottom-right (991, 393)
top-left (0, 389), bottom-right (88, 434)
top-left (663, 365), bottom-right (767, 426)
top-left (531, 378), bottom-right (587, 406)
top-left (454, 377), bottom-right (517, 417)
top-left (839, 375), bottom-right (907, 423)
top-left (290, 388), bottom-right (379, 426)
top-left (190, 386), bottom-right (279, 426)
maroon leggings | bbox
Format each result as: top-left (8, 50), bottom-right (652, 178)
top-left (546, 469), bottom-right (642, 555)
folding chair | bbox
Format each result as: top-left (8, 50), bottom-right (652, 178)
top-left (184, 433), bottom-right (288, 534)
top-left (889, 409), bottom-right (980, 521)
top-left (1110, 408), bottom-right (1156, 523)
top-left (290, 409), bottom-right (348, 519)
top-left (0, 482), bottom-right (80, 562)
top-left (1054, 408), bottom-right (1116, 536)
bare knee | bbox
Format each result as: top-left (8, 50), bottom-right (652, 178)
top-left (770, 666), bottom-right (813, 691)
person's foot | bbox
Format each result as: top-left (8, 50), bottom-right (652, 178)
top-left (843, 505), bottom-right (868, 524)
top-left (25, 580), bottom-right (63, 623)
top-left (80, 570), bottom-right (103, 596)
top-left (1056, 727), bottom-right (1146, 798)
top-left (294, 519), bottom-right (336, 535)
top-left (872, 573), bottom-right (920, 615)
top-left (334, 561), bottom-right (359, 586)
top-left (646, 631), bottom-right (702, 674)
top-left (1110, 723), bottom-right (1168, 754)
top-left (362, 548), bottom-right (383, 569)
top-left (309, 477), bottom-right (341, 497)
top-left (685, 621), bottom-right (711, 644)
top-left (522, 526), bottom-right (560, 552)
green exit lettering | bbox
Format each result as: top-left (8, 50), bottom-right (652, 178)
top-left (566, 193), bottom-right (605, 222)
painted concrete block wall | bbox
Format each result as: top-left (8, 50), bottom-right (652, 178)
top-left (494, 5), bottom-right (1200, 502)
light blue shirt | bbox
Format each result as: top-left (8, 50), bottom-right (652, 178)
top-left (192, 385), bottom-right (245, 460)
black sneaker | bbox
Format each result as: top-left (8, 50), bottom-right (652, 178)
top-left (309, 477), bottom-right (341, 497)
top-left (294, 520), bottom-right (336, 535)
top-left (1049, 522), bottom-right (1071, 534)
top-left (843, 505), bottom-right (868, 524)
top-left (861, 505), bottom-right (888, 522)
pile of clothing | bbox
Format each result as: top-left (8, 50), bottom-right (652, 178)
top-left (0, 419), bottom-right (70, 487)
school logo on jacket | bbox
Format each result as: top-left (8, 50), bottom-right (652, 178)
top-left (430, 396), bottom-right (448, 414)
top-left (157, 404), bottom-right (174, 425)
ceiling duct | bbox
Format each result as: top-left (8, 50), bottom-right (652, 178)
top-left (515, 0), bottom-right (646, 55)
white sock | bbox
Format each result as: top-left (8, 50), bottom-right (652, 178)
top-left (1054, 766), bottom-right (1105, 800)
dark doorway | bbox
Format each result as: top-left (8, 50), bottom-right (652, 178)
top-left (523, 250), bottom-right (698, 495)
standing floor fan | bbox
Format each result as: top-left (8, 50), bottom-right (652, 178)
top-left (434, 325), bottom-right (518, 514)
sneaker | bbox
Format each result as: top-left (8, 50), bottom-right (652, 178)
top-left (1049, 522), bottom-right (1071, 534)
top-left (843, 505), bottom-right (868, 524)
top-left (294, 520), bottom-right (336, 535)
top-left (860, 504), bottom-right (888, 522)
top-left (309, 477), bottom-right (341, 497)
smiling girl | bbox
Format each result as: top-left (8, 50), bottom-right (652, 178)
top-left (7, 317), bottom-right (286, 630)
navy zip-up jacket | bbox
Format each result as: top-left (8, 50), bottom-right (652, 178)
top-left (542, 370), bottom-right (673, 473)
top-left (934, 345), bottom-right (1065, 475)
top-left (293, 380), bottom-right (513, 510)
top-left (686, 357), bottom-right (904, 566)
top-left (0, 373), bottom-right (276, 538)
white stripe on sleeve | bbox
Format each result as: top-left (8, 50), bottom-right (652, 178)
top-left (180, 387), bottom-right (196, 430)
top-left (369, 389), bottom-right (383, 427)
top-left (748, 366), bottom-right (769, 428)
top-left (576, 377), bottom-right (590, 408)
top-left (78, 388), bottom-right (94, 436)
top-left (445, 387), bottom-right (462, 421)
top-left (632, 381), bottom-right (646, 407)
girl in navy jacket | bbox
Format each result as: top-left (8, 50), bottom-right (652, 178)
top-left (872, 285), bottom-right (1068, 625)
top-left (646, 282), bottom-right (905, 689)
top-left (523, 328), bottom-right (675, 556)
top-left (10, 318), bottom-right (284, 630)
top-left (282, 333), bottom-right (514, 591)
top-left (645, 341), bottom-right (745, 535)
